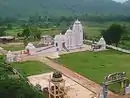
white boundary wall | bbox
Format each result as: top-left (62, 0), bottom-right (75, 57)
top-left (86, 40), bottom-right (130, 54)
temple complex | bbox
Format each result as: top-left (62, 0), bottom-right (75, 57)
top-left (25, 20), bottom-right (84, 55)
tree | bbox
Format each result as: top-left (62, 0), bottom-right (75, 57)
top-left (22, 26), bottom-right (41, 41)
top-left (102, 24), bottom-right (125, 46)
top-left (7, 24), bottom-right (12, 29)
top-left (29, 26), bottom-right (41, 40)
top-left (22, 27), bottom-right (31, 38)
top-left (0, 27), bottom-right (6, 36)
top-left (0, 78), bottom-right (44, 98)
top-left (0, 61), bottom-right (44, 98)
top-left (23, 38), bottom-right (29, 47)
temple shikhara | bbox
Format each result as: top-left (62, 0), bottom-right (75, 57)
top-left (54, 20), bottom-right (83, 51)
top-left (24, 20), bottom-right (84, 56)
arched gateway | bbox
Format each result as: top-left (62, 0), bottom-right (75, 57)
top-left (99, 72), bottom-right (129, 98)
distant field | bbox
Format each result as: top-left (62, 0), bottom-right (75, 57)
top-left (84, 21), bottom-right (130, 39)
top-left (5, 27), bottom-right (61, 36)
top-left (57, 50), bottom-right (130, 93)
top-left (6, 28), bottom-right (23, 36)
top-left (84, 26), bottom-right (105, 38)
top-left (119, 40), bottom-right (130, 50)
top-left (11, 61), bottom-right (53, 76)
top-left (4, 21), bottom-right (130, 45)
top-left (39, 28), bottom-right (61, 35)
top-left (0, 43), bottom-right (25, 51)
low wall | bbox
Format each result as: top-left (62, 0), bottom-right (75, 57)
top-left (106, 45), bottom-right (130, 54)
top-left (29, 45), bottom-right (57, 55)
top-left (86, 40), bottom-right (130, 54)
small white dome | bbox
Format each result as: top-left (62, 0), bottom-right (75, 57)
top-left (54, 34), bottom-right (66, 42)
top-left (66, 28), bottom-right (72, 33)
top-left (100, 37), bottom-right (105, 41)
top-left (74, 20), bottom-right (81, 24)
top-left (65, 28), bottom-right (72, 35)
top-left (97, 37), bottom-right (106, 45)
top-left (25, 43), bottom-right (36, 50)
top-left (7, 51), bottom-right (12, 54)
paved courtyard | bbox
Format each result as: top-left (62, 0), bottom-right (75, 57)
top-left (27, 72), bottom-right (94, 98)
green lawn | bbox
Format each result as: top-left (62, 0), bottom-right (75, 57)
top-left (84, 26), bottom-right (105, 38)
top-left (11, 61), bottom-right (53, 76)
top-left (5, 27), bottom-right (61, 37)
top-left (57, 50), bottom-right (130, 93)
top-left (119, 40), bottom-right (130, 50)
top-left (6, 28), bottom-right (23, 36)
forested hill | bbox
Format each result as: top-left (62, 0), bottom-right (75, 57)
top-left (124, 0), bottom-right (130, 5)
top-left (0, 0), bottom-right (130, 17)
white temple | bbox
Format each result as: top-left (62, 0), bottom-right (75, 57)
top-left (25, 20), bottom-right (84, 56)
top-left (54, 20), bottom-right (83, 51)
top-left (97, 37), bottom-right (106, 50)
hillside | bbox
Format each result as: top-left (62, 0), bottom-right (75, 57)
top-left (124, 0), bottom-right (130, 5)
top-left (0, 0), bottom-right (130, 17)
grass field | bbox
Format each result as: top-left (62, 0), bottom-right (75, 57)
top-left (57, 50), bottom-right (130, 93)
top-left (11, 61), bottom-right (53, 76)
top-left (6, 28), bottom-right (23, 36)
top-left (5, 27), bottom-right (61, 36)
top-left (119, 40), bottom-right (130, 50)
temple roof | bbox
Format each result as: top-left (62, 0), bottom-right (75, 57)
top-left (25, 43), bottom-right (36, 50)
top-left (74, 20), bottom-right (81, 24)
top-left (54, 34), bottom-right (66, 41)
top-left (65, 28), bottom-right (72, 35)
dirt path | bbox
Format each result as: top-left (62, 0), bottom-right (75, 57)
top-left (21, 54), bottom-right (121, 98)
top-left (41, 58), bottom-right (120, 98)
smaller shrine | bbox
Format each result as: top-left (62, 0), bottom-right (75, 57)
top-left (125, 84), bottom-right (130, 95)
top-left (91, 37), bottom-right (106, 51)
top-left (25, 42), bottom-right (36, 55)
top-left (97, 37), bottom-right (106, 50)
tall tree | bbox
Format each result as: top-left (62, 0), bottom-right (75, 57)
top-left (102, 24), bottom-right (125, 46)
top-left (0, 61), bottom-right (44, 98)
top-left (7, 24), bottom-right (13, 29)
top-left (0, 27), bottom-right (6, 36)
top-left (22, 27), bottom-right (31, 38)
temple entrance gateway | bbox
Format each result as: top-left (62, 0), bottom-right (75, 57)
top-left (100, 72), bottom-right (129, 98)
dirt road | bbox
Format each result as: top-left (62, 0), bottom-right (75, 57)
top-left (21, 54), bottom-right (121, 98)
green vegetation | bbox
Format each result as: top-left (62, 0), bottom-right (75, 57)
top-left (57, 50), bottom-right (130, 93)
top-left (0, 78), bottom-right (44, 98)
top-left (0, 56), bottom-right (45, 98)
top-left (102, 24), bottom-right (126, 46)
top-left (0, 0), bottom-right (130, 17)
top-left (6, 28), bottom-right (23, 36)
top-left (119, 40), bottom-right (130, 50)
top-left (11, 61), bottom-right (52, 76)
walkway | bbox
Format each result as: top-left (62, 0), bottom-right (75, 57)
top-left (22, 55), bottom-right (120, 98)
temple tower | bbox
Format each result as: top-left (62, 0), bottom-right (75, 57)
top-left (65, 28), bottom-right (73, 50)
top-left (72, 20), bottom-right (83, 48)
